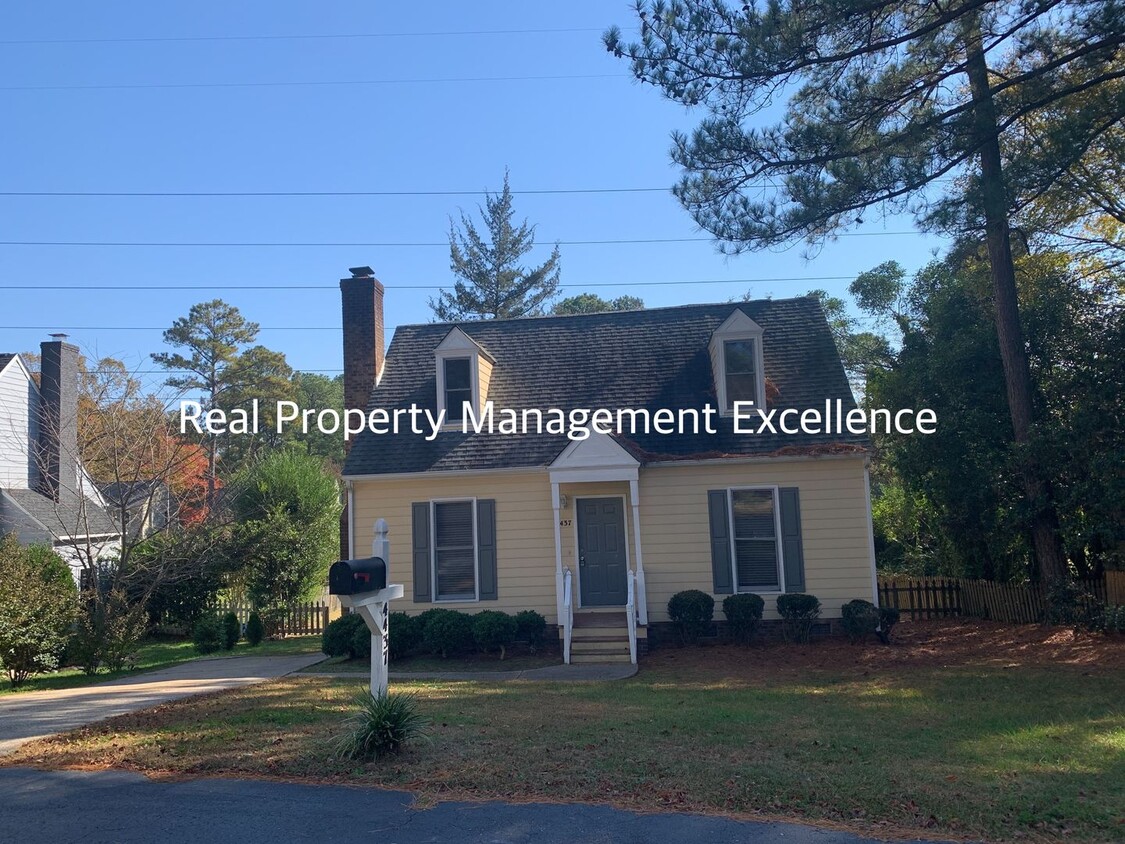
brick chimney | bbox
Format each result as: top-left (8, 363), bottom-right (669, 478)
top-left (38, 336), bottom-right (79, 501)
top-left (340, 266), bottom-right (385, 446)
top-left (339, 267), bottom-right (384, 560)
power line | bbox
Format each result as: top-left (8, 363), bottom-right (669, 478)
top-left (1, 326), bottom-right (342, 330)
top-left (0, 187), bottom-right (673, 197)
top-left (0, 73), bottom-right (620, 93)
top-left (0, 27), bottom-right (606, 47)
top-left (0, 276), bottom-right (856, 291)
top-left (0, 234), bottom-right (915, 248)
top-left (89, 368), bottom-right (345, 374)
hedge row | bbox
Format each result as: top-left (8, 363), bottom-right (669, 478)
top-left (322, 608), bottom-right (549, 662)
top-left (667, 590), bottom-right (900, 645)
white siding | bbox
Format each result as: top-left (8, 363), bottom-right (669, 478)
top-left (0, 359), bottom-right (37, 489)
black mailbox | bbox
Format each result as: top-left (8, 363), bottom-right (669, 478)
top-left (329, 556), bottom-right (387, 595)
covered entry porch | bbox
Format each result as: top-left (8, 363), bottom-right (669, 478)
top-left (549, 434), bottom-right (648, 664)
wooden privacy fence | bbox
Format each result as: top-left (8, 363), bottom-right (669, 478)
top-left (213, 600), bottom-right (332, 636)
top-left (878, 575), bottom-right (1114, 624)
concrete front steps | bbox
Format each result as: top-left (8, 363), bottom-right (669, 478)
top-left (563, 608), bottom-right (646, 664)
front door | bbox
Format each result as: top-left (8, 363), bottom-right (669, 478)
top-left (577, 498), bottom-right (628, 606)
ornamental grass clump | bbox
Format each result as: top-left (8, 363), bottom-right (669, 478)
top-left (333, 690), bottom-right (429, 761)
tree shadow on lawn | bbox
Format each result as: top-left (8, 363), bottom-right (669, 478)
top-left (7, 657), bottom-right (1123, 843)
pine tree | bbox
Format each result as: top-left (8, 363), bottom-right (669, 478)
top-left (604, 1), bottom-right (1124, 584)
top-left (430, 171), bottom-right (561, 321)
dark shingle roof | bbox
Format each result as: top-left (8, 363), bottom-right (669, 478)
top-left (0, 354), bottom-right (16, 372)
top-left (343, 298), bottom-right (866, 476)
top-left (2, 487), bottom-right (118, 537)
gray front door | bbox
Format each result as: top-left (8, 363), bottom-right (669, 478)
top-left (577, 498), bottom-right (628, 606)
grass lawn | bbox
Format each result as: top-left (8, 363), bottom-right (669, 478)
top-left (308, 652), bottom-right (562, 674)
top-left (0, 635), bottom-right (323, 695)
top-left (6, 620), bottom-right (1123, 843)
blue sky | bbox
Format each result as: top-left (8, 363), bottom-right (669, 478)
top-left (0, 1), bottom-right (946, 386)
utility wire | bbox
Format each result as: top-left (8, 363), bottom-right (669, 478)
top-left (0, 276), bottom-right (855, 291)
top-left (0, 233), bottom-right (914, 247)
top-left (0, 187), bottom-right (676, 197)
top-left (0, 27), bottom-right (606, 46)
top-left (0, 73), bottom-right (619, 92)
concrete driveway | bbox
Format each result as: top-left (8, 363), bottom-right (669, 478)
top-left (0, 653), bottom-right (324, 755)
top-left (0, 768), bottom-right (929, 844)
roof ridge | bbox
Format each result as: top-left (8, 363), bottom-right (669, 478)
top-left (395, 296), bottom-right (816, 331)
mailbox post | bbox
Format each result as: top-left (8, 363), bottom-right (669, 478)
top-left (329, 518), bottom-right (402, 698)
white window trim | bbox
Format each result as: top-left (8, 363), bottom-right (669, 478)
top-left (726, 485), bottom-right (785, 595)
top-left (435, 352), bottom-right (479, 425)
top-left (430, 497), bottom-right (480, 603)
top-left (715, 335), bottom-right (766, 417)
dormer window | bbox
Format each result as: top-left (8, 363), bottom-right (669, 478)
top-left (724, 340), bottom-right (759, 406)
top-left (710, 309), bottom-right (766, 415)
top-left (435, 327), bottom-right (495, 423)
top-left (443, 357), bottom-right (473, 422)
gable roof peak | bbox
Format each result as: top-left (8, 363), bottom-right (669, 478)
top-left (435, 326), bottom-right (496, 362)
top-left (713, 307), bottom-right (764, 336)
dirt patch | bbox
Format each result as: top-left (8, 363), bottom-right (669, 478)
top-left (645, 618), bottom-right (1125, 681)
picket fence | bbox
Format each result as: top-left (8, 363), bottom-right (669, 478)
top-left (877, 572), bottom-right (1121, 625)
top-left (213, 599), bottom-right (333, 636)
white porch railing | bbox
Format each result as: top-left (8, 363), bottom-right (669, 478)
top-left (562, 568), bottom-right (574, 664)
top-left (626, 570), bottom-right (638, 665)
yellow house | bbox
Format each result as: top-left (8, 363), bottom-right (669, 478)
top-left (339, 268), bottom-right (877, 663)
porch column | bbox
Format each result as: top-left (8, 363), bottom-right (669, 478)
top-left (552, 481), bottom-right (565, 623)
top-left (629, 478), bottom-right (648, 625)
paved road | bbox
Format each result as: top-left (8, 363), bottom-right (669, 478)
top-left (0, 653), bottom-right (325, 755)
top-left (0, 768), bottom-right (928, 844)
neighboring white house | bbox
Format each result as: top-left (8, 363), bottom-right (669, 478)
top-left (0, 340), bottom-right (119, 582)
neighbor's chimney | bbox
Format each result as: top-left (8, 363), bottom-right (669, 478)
top-left (38, 335), bottom-right (79, 501)
top-left (340, 266), bottom-right (385, 451)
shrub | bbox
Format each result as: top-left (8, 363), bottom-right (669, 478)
top-left (1043, 578), bottom-right (1103, 630)
top-left (245, 611), bottom-right (265, 646)
top-left (221, 612), bottom-right (241, 650)
top-left (422, 610), bottom-right (475, 658)
top-left (323, 613), bottom-right (366, 658)
top-left (0, 538), bottom-right (77, 686)
top-left (776, 593), bottom-right (821, 643)
top-left (192, 615), bottom-right (224, 654)
top-left (68, 589), bottom-right (147, 674)
top-left (388, 612), bottom-right (422, 661)
top-left (877, 606), bottom-right (901, 644)
top-left (472, 610), bottom-right (518, 659)
top-left (515, 609), bottom-right (548, 652)
top-left (350, 622), bottom-right (372, 660)
top-left (722, 593), bottom-right (765, 645)
top-left (841, 599), bottom-right (880, 644)
top-left (667, 589), bottom-right (715, 644)
top-left (1103, 605), bottom-right (1125, 635)
top-left (333, 691), bottom-right (429, 760)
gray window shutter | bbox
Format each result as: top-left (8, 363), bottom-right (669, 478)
top-left (707, 490), bottom-right (734, 594)
top-left (778, 487), bottom-right (806, 593)
top-left (411, 502), bottom-right (432, 603)
top-left (476, 499), bottom-right (498, 600)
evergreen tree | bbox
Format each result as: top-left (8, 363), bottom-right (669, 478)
top-left (552, 293), bottom-right (645, 314)
top-left (430, 171), bottom-right (561, 320)
top-left (605, 1), bottom-right (1124, 583)
top-left (152, 300), bottom-right (294, 501)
